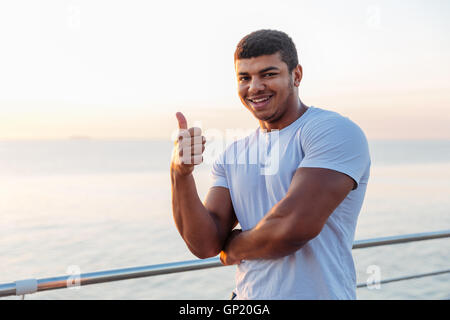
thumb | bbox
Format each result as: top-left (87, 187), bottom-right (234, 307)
top-left (176, 112), bottom-right (188, 130)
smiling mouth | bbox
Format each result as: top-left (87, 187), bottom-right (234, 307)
top-left (247, 95), bottom-right (274, 109)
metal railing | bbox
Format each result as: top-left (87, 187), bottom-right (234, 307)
top-left (1, 229), bottom-right (449, 298)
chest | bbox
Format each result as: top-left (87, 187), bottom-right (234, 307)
top-left (226, 135), bottom-right (305, 213)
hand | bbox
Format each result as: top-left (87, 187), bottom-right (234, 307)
top-left (220, 229), bottom-right (243, 266)
top-left (171, 112), bottom-right (206, 177)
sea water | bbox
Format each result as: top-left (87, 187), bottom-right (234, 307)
top-left (0, 139), bottom-right (449, 299)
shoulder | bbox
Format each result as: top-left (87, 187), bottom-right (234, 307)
top-left (303, 107), bottom-right (361, 132)
top-left (301, 107), bottom-right (367, 145)
top-left (298, 107), bottom-right (371, 187)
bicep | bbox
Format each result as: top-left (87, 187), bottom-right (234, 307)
top-left (283, 167), bottom-right (354, 239)
top-left (204, 186), bottom-right (238, 243)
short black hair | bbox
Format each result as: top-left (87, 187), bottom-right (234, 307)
top-left (234, 29), bottom-right (299, 72)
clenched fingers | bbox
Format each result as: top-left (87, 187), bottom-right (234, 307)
top-left (176, 128), bottom-right (206, 165)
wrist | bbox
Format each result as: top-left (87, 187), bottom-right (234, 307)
top-left (225, 229), bottom-right (244, 262)
top-left (170, 166), bottom-right (193, 180)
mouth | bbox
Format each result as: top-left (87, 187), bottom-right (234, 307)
top-left (246, 94), bottom-right (274, 110)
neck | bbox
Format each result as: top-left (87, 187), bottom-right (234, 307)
top-left (260, 97), bottom-right (308, 132)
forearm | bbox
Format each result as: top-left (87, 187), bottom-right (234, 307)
top-left (171, 169), bottom-right (222, 258)
top-left (226, 224), bottom-right (307, 261)
top-left (224, 197), bottom-right (312, 262)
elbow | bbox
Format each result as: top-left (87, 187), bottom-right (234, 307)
top-left (193, 248), bottom-right (220, 260)
top-left (187, 241), bottom-right (221, 260)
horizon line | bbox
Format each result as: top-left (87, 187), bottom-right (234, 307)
top-left (1, 137), bottom-right (450, 142)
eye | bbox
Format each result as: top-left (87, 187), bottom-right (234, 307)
top-left (239, 76), bottom-right (250, 82)
top-left (264, 73), bottom-right (277, 77)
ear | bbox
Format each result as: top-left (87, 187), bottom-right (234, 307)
top-left (293, 65), bottom-right (303, 87)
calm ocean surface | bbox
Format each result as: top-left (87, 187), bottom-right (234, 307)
top-left (0, 139), bottom-right (449, 300)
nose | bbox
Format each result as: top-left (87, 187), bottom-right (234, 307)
top-left (248, 77), bottom-right (265, 95)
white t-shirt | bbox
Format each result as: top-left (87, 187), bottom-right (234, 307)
top-left (211, 106), bottom-right (371, 299)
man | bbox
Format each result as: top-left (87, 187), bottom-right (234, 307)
top-left (170, 29), bottom-right (371, 299)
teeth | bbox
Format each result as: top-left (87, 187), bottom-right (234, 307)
top-left (251, 97), bottom-right (270, 103)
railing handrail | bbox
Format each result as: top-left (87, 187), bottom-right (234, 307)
top-left (351, 229), bottom-right (450, 249)
top-left (1, 229), bottom-right (449, 298)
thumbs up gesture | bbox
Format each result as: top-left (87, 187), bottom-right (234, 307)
top-left (171, 112), bottom-right (206, 176)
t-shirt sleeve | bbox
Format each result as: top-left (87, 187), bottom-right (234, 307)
top-left (210, 150), bottom-right (229, 189)
top-left (298, 115), bottom-right (371, 189)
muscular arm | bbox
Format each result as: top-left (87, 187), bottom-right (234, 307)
top-left (220, 167), bottom-right (355, 264)
top-left (171, 171), bottom-right (237, 259)
top-left (171, 112), bottom-right (237, 259)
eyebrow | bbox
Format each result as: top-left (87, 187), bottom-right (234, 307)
top-left (238, 66), bottom-right (280, 76)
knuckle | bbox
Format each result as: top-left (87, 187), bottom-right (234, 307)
top-left (194, 127), bottom-right (202, 135)
top-left (181, 138), bottom-right (191, 147)
top-left (189, 127), bottom-right (202, 137)
top-left (192, 144), bottom-right (203, 154)
top-left (178, 129), bottom-right (190, 139)
top-left (190, 135), bottom-right (202, 145)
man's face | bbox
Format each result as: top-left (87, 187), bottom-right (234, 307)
top-left (235, 52), bottom-right (299, 124)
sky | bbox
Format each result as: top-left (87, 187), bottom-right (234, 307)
top-left (0, 0), bottom-right (449, 140)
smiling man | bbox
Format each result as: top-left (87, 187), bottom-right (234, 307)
top-left (170, 29), bottom-right (371, 299)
